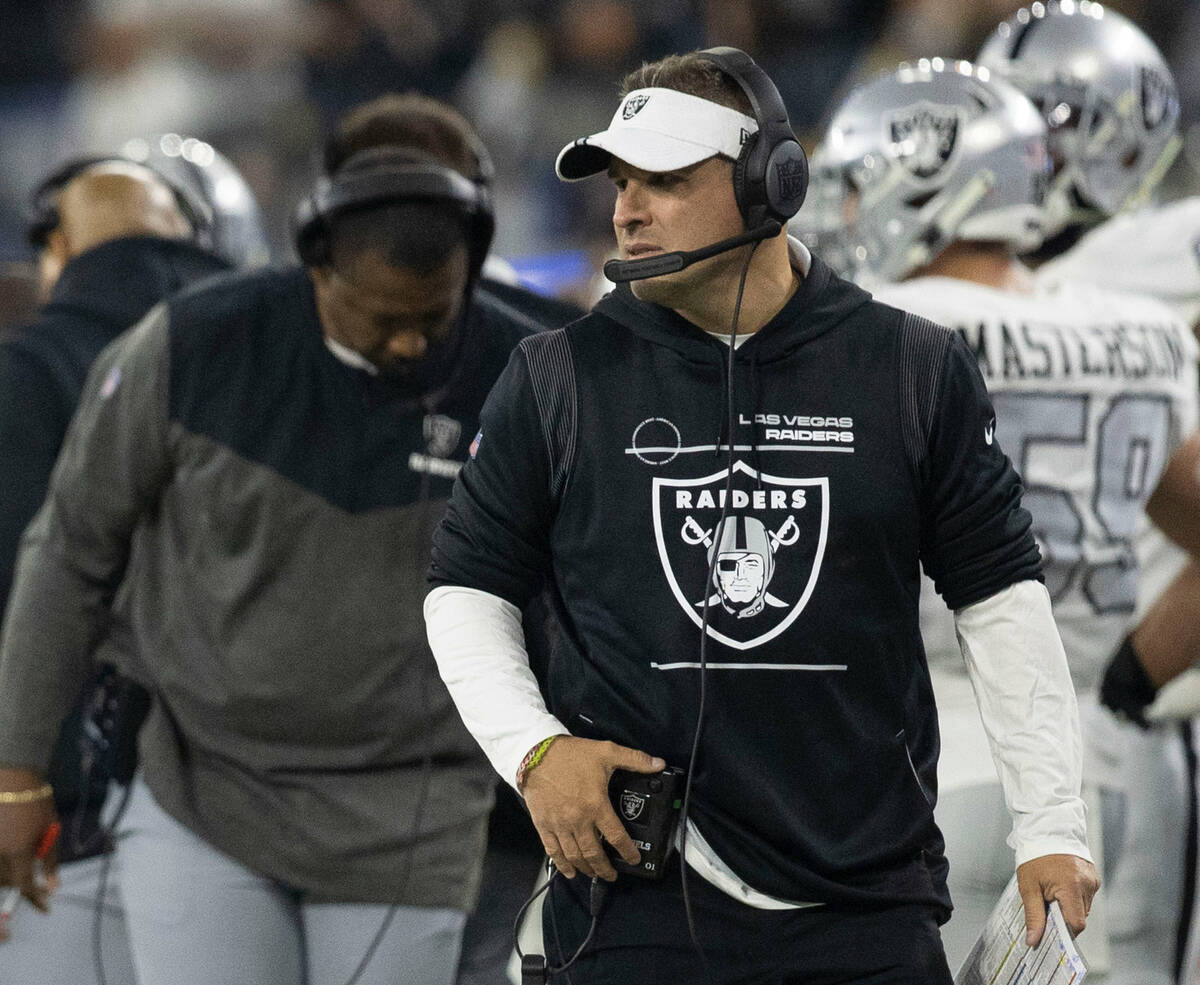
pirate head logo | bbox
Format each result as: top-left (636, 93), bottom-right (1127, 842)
top-left (699, 515), bottom-right (795, 619)
top-left (623, 94), bottom-right (651, 120)
top-left (653, 462), bottom-right (829, 651)
top-left (1140, 66), bottom-right (1175, 131)
top-left (423, 414), bottom-right (462, 459)
top-left (886, 102), bottom-right (962, 180)
top-left (620, 791), bottom-right (646, 821)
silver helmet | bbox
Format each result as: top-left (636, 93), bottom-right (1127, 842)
top-left (119, 134), bottom-right (271, 268)
top-left (787, 144), bottom-right (863, 280)
top-left (977, 1), bottom-right (1180, 236)
top-left (820, 59), bottom-right (1050, 283)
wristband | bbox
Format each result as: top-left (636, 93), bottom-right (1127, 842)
top-left (1099, 633), bottom-right (1157, 729)
top-left (0, 784), bottom-right (52, 805)
top-left (516, 735), bottom-right (563, 792)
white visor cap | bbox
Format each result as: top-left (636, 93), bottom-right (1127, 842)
top-left (556, 87), bottom-right (758, 181)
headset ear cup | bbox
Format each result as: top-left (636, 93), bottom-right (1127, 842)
top-left (469, 210), bottom-right (495, 280)
top-left (292, 194), bottom-right (329, 267)
top-left (467, 179), bottom-right (495, 279)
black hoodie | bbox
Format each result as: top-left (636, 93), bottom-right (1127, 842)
top-left (0, 236), bottom-right (230, 609)
top-left (431, 254), bottom-right (1041, 914)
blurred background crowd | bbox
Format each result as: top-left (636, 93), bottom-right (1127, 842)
top-left (3, 0), bottom-right (1200, 306)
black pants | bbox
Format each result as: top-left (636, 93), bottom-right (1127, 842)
top-left (541, 860), bottom-right (954, 985)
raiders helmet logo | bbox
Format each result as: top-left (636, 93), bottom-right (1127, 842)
top-left (623, 94), bottom-right (651, 120)
top-left (423, 414), bottom-right (462, 459)
top-left (886, 102), bottom-right (962, 180)
top-left (653, 462), bottom-right (829, 651)
top-left (1140, 66), bottom-right (1175, 130)
top-left (620, 791), bottom-right (647, 821)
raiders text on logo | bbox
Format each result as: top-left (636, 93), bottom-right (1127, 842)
top-left (653, 461), bottom-right (829, 651)
top-left (620, 791), bottom-right (646, 821)
top-left (623, 94), bottom-right (651, 120)
top-left (886, 101), bottom-right (962, 180)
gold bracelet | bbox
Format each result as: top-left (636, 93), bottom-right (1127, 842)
top-left (0, 784), bottom-right (53, 805)
top-left (516, 735), bottom-right (563, 792)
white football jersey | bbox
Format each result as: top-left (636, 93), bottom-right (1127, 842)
top-left (1036, 197), bottom-right (1200, 329)
top-left (876, 276), bottom-right (1199, 691)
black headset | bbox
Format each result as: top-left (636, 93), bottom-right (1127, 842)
top-left (292, 138), bottom-right (495, 278)
top-left (604, 47), bottom-right (810, 283)
top-left (26, 155), bottom-right (212, 250)
top-left (698, 46), bottom-right (809, 228)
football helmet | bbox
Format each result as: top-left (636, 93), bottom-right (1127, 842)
top-left (977, 1), bottom-right (1180, 235)
top-left (120, 133), bottom-right (270, 268)
top-left (820, 59), bottom-right (1050, 282)
top-left (787, 144), bottom-right (863, 280)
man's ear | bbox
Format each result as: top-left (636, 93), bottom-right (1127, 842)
top-left (45, 224), bottom-right (73, 265)
top-left (36, 227), bottom-right (72, 299)
top-left (308, 263), bottom-right (333, 294)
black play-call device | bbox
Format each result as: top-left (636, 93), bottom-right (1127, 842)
top-left (606, 766), bottom-right (686, 879)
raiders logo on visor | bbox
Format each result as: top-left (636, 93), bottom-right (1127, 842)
top-left (623, 94), bottom-right (651, 120)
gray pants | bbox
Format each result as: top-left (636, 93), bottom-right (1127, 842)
top-left (116, 780), bottom-right (466, 985)
top-left (0, 851), bottom-right (137, 985)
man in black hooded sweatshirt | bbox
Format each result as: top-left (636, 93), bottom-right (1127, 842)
top-left (426, 49), bottom-right (1098, 983)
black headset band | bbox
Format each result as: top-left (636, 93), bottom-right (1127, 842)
top-left (698, 47), bottom-right (786, 134)
top-left (294, 142), bottom-right (496, 272)
top-left (693, 45), bottom-right (808, 227)
top-left (27, 154), bottom-right (209, 249)
top-left (312, 165), bottom-right (487, 220)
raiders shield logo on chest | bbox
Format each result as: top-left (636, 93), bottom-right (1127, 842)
top-left (652, 461), bottom-right (829, 651)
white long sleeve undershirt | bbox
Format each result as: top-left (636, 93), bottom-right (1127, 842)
top-left (952, 579), bottom-right (1091, 866)
top-left (423, 577), bottom-right (1091, 907)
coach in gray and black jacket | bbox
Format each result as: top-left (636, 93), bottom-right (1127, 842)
top-left (0, 93), bottom-right (553, 985)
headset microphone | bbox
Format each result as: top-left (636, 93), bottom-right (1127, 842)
top-left (603, 220), bottom-right (781, 283)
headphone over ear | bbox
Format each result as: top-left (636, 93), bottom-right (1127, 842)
top-left (292, 137), bottom-right (495, 278)
top-left (696, 46), bottom-right (809, 230)
top-left (26, 155), bottom-right (211, 250)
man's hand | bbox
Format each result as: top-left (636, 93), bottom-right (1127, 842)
top-left (521, 736), bottom-right (665, 882)
top-left (0, 768), bottom-right (59, 941)
top-left (1016, 853), bottom-right (1099, 947)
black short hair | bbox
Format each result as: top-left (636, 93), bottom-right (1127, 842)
top-left (323, 94), bottom-right (486, 274)
top-left (324, 93), bottom-right (485, 180)
top-left (619, 52), bottom-right (753, 117)
top-left (328, 200), bottom-right (468, 275)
